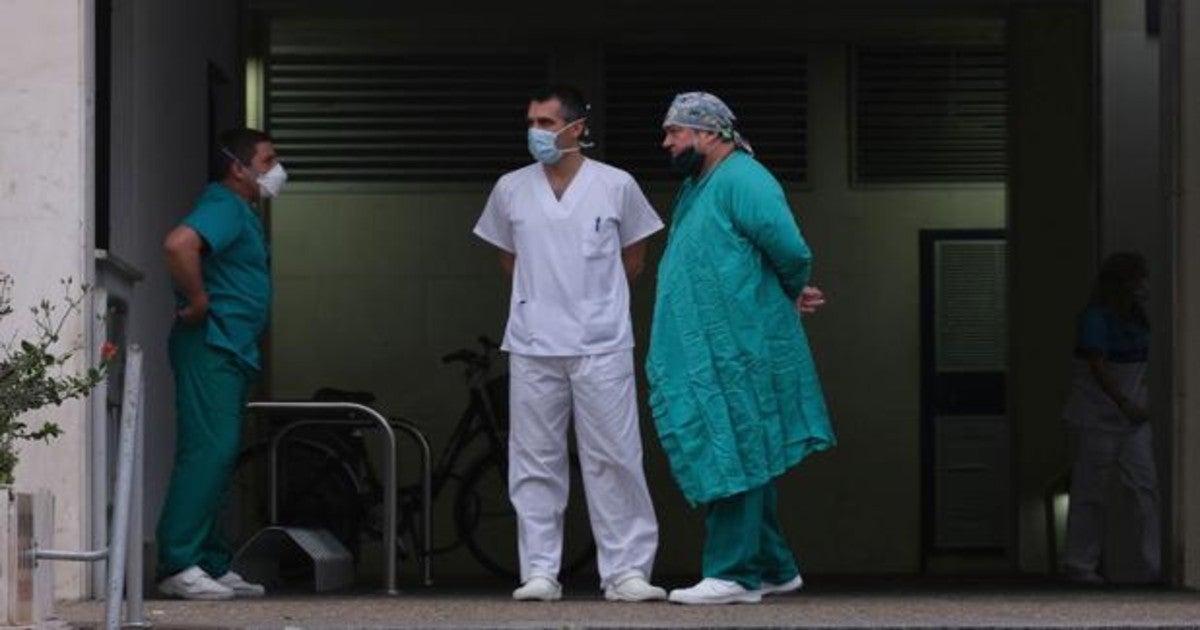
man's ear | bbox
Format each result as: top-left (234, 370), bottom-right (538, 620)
top-left (228, 159), bottom-right (249, 179)
top-left (568, 118), bottom-right (586, 141)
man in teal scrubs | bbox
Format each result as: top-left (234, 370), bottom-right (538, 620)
top-left (646, 92), bottom-right (835, 605)
top-left (156, 128), bottom-right (286, 600)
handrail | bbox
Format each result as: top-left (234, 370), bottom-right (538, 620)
top-left (35, 344), bottom-right (145, 629)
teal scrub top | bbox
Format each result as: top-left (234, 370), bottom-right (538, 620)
top-left (645, 151), bottom-right (835, 505)
top-left (179, 182), bottom-right (271, 372)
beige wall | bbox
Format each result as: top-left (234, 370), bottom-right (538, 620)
top-left (0, 0), bottom-right (95, 599)
top-left (267, 39), bottom-right (1006, 579)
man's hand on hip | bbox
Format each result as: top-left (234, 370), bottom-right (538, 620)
top-left (796, 286), bottom-right (826, 316)
top-left (178, 294), bottom-right (210, 324)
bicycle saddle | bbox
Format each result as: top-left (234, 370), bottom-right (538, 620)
top-left (311, 387), bottom-right (376, 405)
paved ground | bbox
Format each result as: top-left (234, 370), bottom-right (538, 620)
top-left (56, 578), bottom-right (1200, 629)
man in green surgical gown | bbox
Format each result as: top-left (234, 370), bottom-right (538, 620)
top-left (646, 92), bottom-right (835, 605)
top-left (156, 128), bottom-right (285, 600)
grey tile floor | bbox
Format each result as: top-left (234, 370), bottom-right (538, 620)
top-left (56, 577), bottom-right (1200, 629)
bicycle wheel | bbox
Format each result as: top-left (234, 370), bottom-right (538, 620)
top-left (223, 434), bottom-right (369, 560)
top-left (454, 453), bottom-right (595, 580)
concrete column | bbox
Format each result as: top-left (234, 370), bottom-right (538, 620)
top-left (1093, 0), bottom-right (1169, 583)
top-left (1167, 0), bottom-right (1200, 589)
top-left (0, 0), bottom-right (96, 599)
top-left (1007, 3), bottom-right (1095, 573)
top-left (1098, 1), bottom-right (1163, 256)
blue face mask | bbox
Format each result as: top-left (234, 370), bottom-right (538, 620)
top-left (527, 120), bottom-right (581, 165)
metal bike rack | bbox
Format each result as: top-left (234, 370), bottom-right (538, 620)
top-left (243, 402), bottom-right (433, 593)
top-left (385, 416), bottom-right (433, 587)
top-left (36, 344), bottom-right (146, 630)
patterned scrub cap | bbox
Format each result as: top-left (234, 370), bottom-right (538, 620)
top-left (662, 91), bottom-right (754, 155)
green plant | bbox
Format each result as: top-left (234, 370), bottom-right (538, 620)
top-left (0, 274), bottom-right (114, 485)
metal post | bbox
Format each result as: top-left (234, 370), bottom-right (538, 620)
top-left (89, 290), bottom-right (109, 597)
top-left (389, 418), bottom-right (433, 586)
top-left (124, 360), bottom-right (147, 627)
top-left (104, 344), bottom-right (141, 630)
top-left (268, 428), bottom-right (280, 525)
top-left (34, 345), bottom-right (145, 630)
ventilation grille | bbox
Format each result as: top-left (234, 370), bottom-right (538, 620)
top-left (605, 52), bottom-right (807, 183)
top-left (933, 414), bottom-right (1008, 550)
top-left (934, 239), bottom-right (1007, 372)
top-left (854, 46), bottom-right (1007, 183)
top-left (266, 53), bottom-right (547, 183)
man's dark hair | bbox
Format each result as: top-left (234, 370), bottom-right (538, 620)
top-left (1090, 250), bottom-right (1149, 325)
top-left (530, 85), bottom-right (589, 122)
top-left (212, 127), bottom-right (273, 180)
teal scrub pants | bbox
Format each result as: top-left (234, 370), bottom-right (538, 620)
top-left (156, 323), bottom-right (253, 579)
top-left (702, 481), bottom-right (800, 589)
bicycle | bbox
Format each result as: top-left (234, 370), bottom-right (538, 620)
top-left (225, 336), bottom-right (597, 583)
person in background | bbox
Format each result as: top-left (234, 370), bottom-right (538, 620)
top-left (1061, 251), bottom-right (1161, 584)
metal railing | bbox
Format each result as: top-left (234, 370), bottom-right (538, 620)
top-left (244, 402), bottom-right (433, 594)
top-left (36, 344), bottom-right (145, 629)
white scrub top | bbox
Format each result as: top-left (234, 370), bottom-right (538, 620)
top-left (474, 158), bottom-right (663, 357)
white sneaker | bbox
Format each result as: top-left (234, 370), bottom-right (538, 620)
top-left (215, 570), bottom-right (266, 597)
top-left (512, 576), bottom-right (562, 601)
top-left (668, 577), bottom-right (762, 605)
top-left (157, 566), bottom-right (234, 601)
top-left (761, 574), bottom-right (804, 596)
top-left (604, 573), bottom-right (667, 602)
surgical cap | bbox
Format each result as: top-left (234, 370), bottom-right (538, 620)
top-left (662, 91), bottom-right (754, 155)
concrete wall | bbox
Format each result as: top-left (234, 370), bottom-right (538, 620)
top-left (1, 0), bottom-right (241, 600)
top-left (1095, 0), bottom-right (1170, 582)
top-left (1167, 0), bottom-right (1200, 589)
top-left (265, 17), bottom-right (1008, 578)
top-left (0, 0), bottom-right (96, 600)
top-left (1008, 3), bottom-right (1095, 575)
top-left (1100, 1), bottom-right (1164, 256)
top-left (103, 0), bottom-right (242, 582)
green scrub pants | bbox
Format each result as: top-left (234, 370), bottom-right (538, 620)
top-left (702, 481), bottom-right (800, 589)
top-left (156, 323), bottom-right (253, 579)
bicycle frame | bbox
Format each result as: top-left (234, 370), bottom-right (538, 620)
top-left (250, 339), bottom-right (511, 585)
top-left (395, 348), bottom-right (509, 561)
top-left (428, 376), bottom-right (508, 492)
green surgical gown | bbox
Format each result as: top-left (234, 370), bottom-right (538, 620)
top-left (646, 151), bottom-right (835, 505)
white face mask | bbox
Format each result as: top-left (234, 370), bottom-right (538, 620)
top-left (255, 162), bottom-right (288, 199)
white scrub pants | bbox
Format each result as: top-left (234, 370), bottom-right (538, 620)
top-left (1063, 423), bottom-right (1161, 581)
top-left (508, 350), bottom-right (659, 588)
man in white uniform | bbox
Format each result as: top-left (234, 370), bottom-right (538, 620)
top-left (474, 85), bottom-right (666, 602)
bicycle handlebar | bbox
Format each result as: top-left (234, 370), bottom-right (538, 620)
top-left (441, 350), bottom-right (477, 365)
top-left (441, 336), bottom-right (504, 376)
top-left (443, 336), bottom-right (503, 363)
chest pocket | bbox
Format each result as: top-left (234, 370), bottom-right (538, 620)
top-left (583, 216), bottom-right (620, 259)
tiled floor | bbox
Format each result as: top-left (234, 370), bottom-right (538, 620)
top-left (57, 577), bottom-right (1200, 629)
